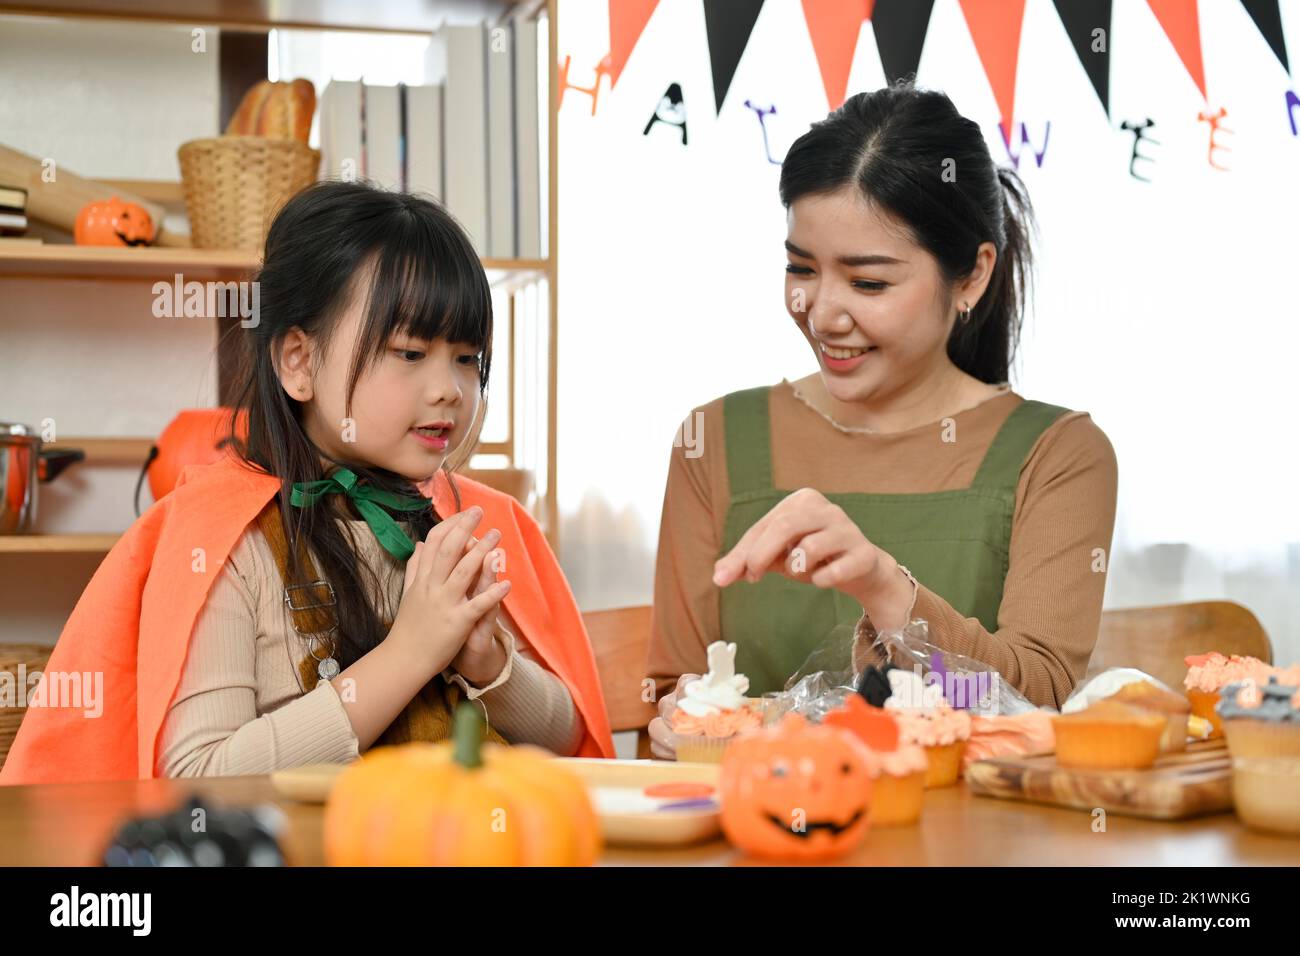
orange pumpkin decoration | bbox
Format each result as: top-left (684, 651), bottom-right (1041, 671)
top-left (74, 196), bottom-right (156, 247)
top-left (147, 408), bottom-right (249, 502)
top-left (720, 713), bottom-right (875, 862)
top-left (324, 705), bottom-right (601, 866)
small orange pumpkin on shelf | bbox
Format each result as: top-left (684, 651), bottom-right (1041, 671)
top-left (74, 196), bottom-right (156, 247)
top-left (720, 713), bottom-right (876, 862)
top-left (323, 704), bottom-right (601, 866)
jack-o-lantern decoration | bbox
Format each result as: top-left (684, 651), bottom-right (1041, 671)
top-left (74, 196), bottom-right (156, 247)
top-left (720, 713), bottom-right (876, 862)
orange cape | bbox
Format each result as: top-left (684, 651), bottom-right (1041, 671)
top-left (0, 455), bottom-right (613, 785)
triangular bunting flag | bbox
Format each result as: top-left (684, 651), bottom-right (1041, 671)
top-left (703, 0), bottom-right (766, 114)
top-left (802, 0), bottom-right (876, 110)
top-left (1052, 0), bottom-right (1112, 119)
top-left (1146, 0), bottom-right (1206, 100)
top-left (608, 0), bottom-right (661, 89)
top-left (958, 0), bottom-right (1029, 142)
top-left (871, 0), bottom-right (935, 86)
top-left (1239, 0), bottom-right (1289, 75)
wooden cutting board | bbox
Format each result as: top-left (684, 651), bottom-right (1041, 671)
top-left (964, 738), bottom-right (1232, 820)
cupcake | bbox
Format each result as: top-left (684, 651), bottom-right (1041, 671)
top-left (876, 670), bottom-right (971, 787)
top-left (1052, 700), bottom-right (1167, 770)
top-left (1229, 758), bottom-right (1300, 836)
top-left (890, 706), bottom-right (972, 787)
top-left (1103, 680), bottom-right (1192, 753)
top-left (1219, 677), bottom-right (1300, 756)
top-left (1218, 678), bottom-right (1300, 835)
top-left (824, 695), bottom-right (928, 826)
top-left (1183, 653), bottom-right (1277, 739)
top-left (669, 641), bottom-right (763, 762)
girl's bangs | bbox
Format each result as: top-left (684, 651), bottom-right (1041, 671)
top-left (362, 224), bottom-right (492, 357)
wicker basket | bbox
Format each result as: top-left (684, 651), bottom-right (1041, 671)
top-left (178, 135), bottom-right (321, 251)
top-left (0, 643), bottom-right (53, 772)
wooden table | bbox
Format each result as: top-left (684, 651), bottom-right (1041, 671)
top-left (1, 772), bottom-right (1296, 866)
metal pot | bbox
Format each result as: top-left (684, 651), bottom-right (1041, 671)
top-left (0, 422), bottom-right (86, 534)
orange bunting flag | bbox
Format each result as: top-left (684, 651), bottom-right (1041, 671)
top-left (957, 0), bottom-right (1028, 143)
top-left (802, 0), bottom-right (876, 110)
top-left (1147, 0), bottom-right (1206, 101)
top-left (609, 0), bottom-right (661, 89)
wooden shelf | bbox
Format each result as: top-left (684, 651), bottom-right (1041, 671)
top-left (58, 437), bottom-right (523, 467)
top-left (0, 534), bottom-right (119, 554)
top-left (0, 244), bottom-right (549, 287)
top-left (0, 463), bottom-right (533, 553)
top-left (0, 0), bottom-right (532, 35)
top-left (0, 244), bottom-right (256, 281)
top-left (55, 437), bottom-right (153, 462)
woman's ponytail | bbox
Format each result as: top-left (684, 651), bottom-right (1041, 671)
top-left (946, 166), bottom-right (1037, 384)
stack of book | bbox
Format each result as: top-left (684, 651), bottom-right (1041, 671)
top-left (318, 16), bottom-right (545, 261)
top-left (0, 184), bottom-right (29, 238)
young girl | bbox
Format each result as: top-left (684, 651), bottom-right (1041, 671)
top-left (2, 182), bottom-right (613, 785)
top-left (647, 84), bottom-right (1118, 756)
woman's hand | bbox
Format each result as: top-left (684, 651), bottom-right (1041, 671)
top-left (711, 488), bottom-right (913, 631)
top-left (388, 507), bottom-right (511, 678)
top-left (646, 674), bottom-right (699, 761)
top-left (449, 547), bottom-right (510, 687)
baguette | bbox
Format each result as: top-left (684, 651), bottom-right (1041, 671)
top-left (225, 79), bottom-right (316, 142)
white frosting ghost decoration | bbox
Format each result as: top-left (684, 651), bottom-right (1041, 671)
top-left (883, 667), bottom-right (945, 712)
top-left (677, 641), bottom-right (750, 717)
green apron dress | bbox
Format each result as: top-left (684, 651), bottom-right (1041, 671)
top-left (718, 386), bottom-right (1068, 695)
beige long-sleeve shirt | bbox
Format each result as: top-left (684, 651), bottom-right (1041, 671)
top-left (648, 380), bottom-right (1118, 709)
top-left (156, 517), bottom-right (584, 778)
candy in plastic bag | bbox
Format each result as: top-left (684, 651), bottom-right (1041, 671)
top-left (870, 619), bottom-right (1038, 716)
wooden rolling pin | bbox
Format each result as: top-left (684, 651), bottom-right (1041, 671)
top-left (0, 143), bottom-right (187, 247)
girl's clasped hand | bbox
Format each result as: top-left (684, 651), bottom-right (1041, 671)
top-left (389, 506), bottom-right (513, 687)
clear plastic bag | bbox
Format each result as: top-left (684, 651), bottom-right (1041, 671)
top-left (767, 618), bottom-right (1040, 719)
top-left (871, 619), bottom-right (1039, 716)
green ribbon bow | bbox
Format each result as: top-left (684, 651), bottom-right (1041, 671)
top-left (290, 466), bottom-right (429, 561)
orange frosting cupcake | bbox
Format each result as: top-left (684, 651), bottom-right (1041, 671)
top-left (668, 641), bottom-right (763, 762)
top-left (670, 706), bottom-right (763, 738)
top-left (890, 706), bottom-right (972, 788)
top-left (824, 696), bottom-right (928, 826)
top-left (1184, 653), bottom-right (1280, 740)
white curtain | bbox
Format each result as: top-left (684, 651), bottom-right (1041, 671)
top-left (554, 0), bottom-right (1300, 663)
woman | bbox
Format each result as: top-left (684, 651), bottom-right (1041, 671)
top-left (647, 83), bottom-right (1117, 754)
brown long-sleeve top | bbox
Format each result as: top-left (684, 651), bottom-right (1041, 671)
top-left (156, 517), bottom-right (584, 778)
top-left (647, 380), bottom-right (1118, 709)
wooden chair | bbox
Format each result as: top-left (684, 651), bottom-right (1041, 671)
top-left (582, 605), bottom-right (656, 757)
top-left (1086, 600), bottom-right (1272, 692)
